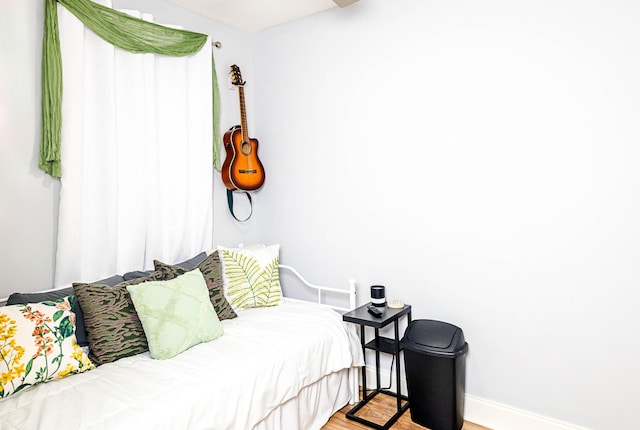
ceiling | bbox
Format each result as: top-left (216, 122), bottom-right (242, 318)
top-left (165, 0), bottom-right (340, 32)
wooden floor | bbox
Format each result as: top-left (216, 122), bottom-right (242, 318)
top-left (322, 391), bottom-right (490, 430)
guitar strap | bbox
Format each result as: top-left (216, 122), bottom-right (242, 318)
top-left (226, 189), bottom-right (253, 222)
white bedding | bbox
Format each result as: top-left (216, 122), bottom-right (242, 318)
top-left (0, 300), bottom-right (363, 430)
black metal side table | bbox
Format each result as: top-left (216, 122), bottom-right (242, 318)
top-left (342, 303), bottom-right (412, 430)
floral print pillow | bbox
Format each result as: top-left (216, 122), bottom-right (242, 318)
top-left (0, 296), bottom-right (94, 399)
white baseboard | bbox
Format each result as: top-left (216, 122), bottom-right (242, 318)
top-left (363, 365), bottom-right (588, 430)
top-left (464, 394), bottom-right (590, 430)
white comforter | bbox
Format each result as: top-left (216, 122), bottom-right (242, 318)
top-left (0, 301), bottom-right (363, 430)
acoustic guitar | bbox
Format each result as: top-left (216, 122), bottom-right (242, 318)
top-left (221, 65), bottom-right (265, 192)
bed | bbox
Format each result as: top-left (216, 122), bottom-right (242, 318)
top-left (0, 246), bottom-right (363, 430)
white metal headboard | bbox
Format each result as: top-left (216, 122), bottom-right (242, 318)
top-left (278, 264), bottom-right (357, 312)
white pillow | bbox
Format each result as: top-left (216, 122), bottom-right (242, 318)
top-left (216, 244), bottom-right (282, 309)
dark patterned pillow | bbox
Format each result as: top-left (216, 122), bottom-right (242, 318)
top-left (154, 251), bottom-right (237, 321)
top-left (73, 271), bottom-right (166, 366)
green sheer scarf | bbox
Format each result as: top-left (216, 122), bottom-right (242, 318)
top-left (40, 0), bottom-right (221, 177)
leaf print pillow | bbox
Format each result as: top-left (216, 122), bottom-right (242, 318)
top-left (0, 296), bottom-right (94, 399)
top-left (217, 244), bottom-right (282, 309)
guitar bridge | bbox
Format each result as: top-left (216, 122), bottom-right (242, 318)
top-left (238, 169), bottom-right (257, 174)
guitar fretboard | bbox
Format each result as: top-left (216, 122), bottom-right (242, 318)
top-left (238, 85), bottom-right (249, 143)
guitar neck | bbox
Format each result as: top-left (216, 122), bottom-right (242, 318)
top-left (238, 86), bottom-right (249, 142)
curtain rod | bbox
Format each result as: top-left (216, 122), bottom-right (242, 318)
top-left (212, 41), bottom-right (222, 48)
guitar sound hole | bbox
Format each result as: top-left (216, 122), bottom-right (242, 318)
top-left (241, 141), bottom-right (252, 156)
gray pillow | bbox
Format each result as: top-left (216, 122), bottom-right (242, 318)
top-left (123, 252), bottom-right (207, 281)
top-left (94, 275), bottom-right (126, 287)
top-left (122, 270), bottom-right (155, 281)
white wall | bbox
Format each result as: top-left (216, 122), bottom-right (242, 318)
top-left (0, 1), bottom-right (58, 298)
top-left (0, 0), bottom-right (257, 299)
top-left (3, 0), bottom-right (639, 428)
top-left (251, 1), bottom-right (640, 429)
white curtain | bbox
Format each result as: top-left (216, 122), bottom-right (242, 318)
top-left (54, 1), bottom-right (213, 287)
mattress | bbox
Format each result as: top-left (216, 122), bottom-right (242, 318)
top-left (0, 300), bottom-right (363, 430)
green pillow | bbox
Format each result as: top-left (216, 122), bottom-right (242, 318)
top-left (126, 269), bottom-right (223, 360)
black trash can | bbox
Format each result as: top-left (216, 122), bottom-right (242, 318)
top-left (401, 319), bottom-right (469, 430)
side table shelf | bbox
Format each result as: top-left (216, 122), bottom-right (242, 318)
top-left (365, 336), bottom-right (400, 354)
top-left (342, 303), bottom-right (412, 430)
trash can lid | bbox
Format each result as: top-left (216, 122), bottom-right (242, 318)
top-left (401, 319), bottom-right (468, 357)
